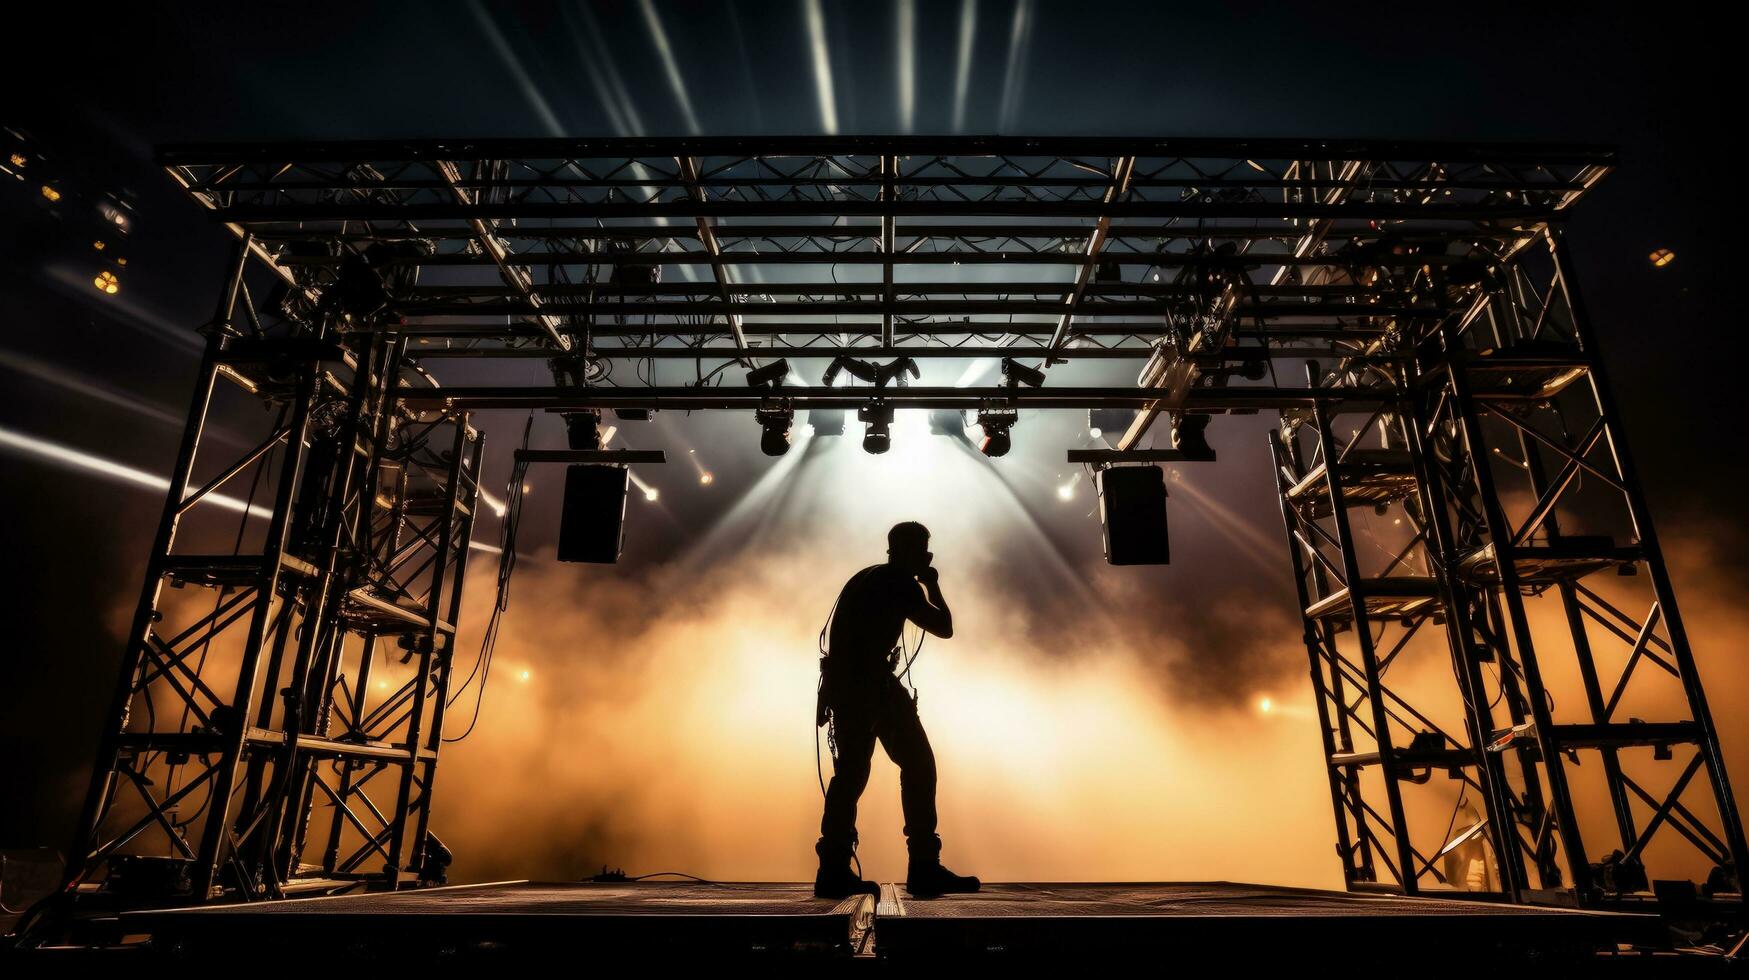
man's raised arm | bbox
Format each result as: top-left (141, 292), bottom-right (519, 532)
top-left (907, 567), bottom-right (954, 639)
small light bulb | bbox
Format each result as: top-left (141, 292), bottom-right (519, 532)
top-left (699, 473), bottom-right (713, 485)
top-left (519, 669), bottom-right (531, 682)
top-left (1260, 697), bottom-right (1273, 714)
top-left (1057, 484), bottom-right (1074, 501)
top-left (644, 488), bottom-right (659, 501)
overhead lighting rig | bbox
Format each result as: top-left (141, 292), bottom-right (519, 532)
top-left (976, 358), bottom-right (1045, 458)
top-left (822, 355), bottom-right (919, 455)
top-left (747, 359), bottom-right (794, 456)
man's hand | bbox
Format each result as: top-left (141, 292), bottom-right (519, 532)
top-left (908, 566), bottom-right (952, 638)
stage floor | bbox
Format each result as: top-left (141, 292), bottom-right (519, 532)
top-left (123, 879), bottom-right (1661, 962)
top-left (876, 881), bottom-right (1661, 961)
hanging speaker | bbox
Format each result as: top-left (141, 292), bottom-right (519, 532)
top-left (557, 464), bottom-right (628, 563)
top-left (1097, 465), bottom-right (1169, 565)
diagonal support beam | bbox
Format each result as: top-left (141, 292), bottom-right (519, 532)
top-left (436, 160), bottom-right (570, 351)
top-left (677, 156), bottom-right (754, 367)
top-left (1044, 155), bottom-right (1135, 359)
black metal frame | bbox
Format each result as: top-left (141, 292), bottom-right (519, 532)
top-left (53, 137), bottom-right (1740, 916)
top-left (58, 236), bottom-right (482, 908)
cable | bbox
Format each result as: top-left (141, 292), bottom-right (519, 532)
top-left (444, 412), bottom-right (533, 742)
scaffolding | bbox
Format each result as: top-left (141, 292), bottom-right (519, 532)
top-left (43, 137), bottom-right (1742, 916)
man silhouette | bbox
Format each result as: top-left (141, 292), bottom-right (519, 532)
top-left (814, 521), bottom-right (980, 899)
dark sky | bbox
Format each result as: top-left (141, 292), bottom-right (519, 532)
top-left (2, 1), bottom-right (1739, 857)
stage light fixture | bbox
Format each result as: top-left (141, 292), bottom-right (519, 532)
top-left (823, 356), bottom-right (877, 387)
top-left (1000, 357), bottom-right (1046, 388)
top-left (824, 355), bottom-right (920, 389)
top-left (976, 409), bottom-right (1016, 457)
top-left (756, 403), bottom-right (793, 456)
top-left (1172, 413), bottom-right (1216, 462)
top-left (39, 184), bottom-right (60, 203)
top-left (1649, 248), bottom-right (1675, 268)
top-left (808, 408), bottom-right (846, 436)
top-left (563, 410), bottom-right (604, 451)
top-left (859, 401), bottom-right (894, 454)
top-left (92, 269), bottom-right (119, 295)
top-left (746, 358), bottom-right (791, 389)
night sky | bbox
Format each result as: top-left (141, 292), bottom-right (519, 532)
top-left (2, 2), bottom-right (1740, 879)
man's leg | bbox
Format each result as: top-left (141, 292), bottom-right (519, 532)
top-left (874, 681), bottom-right (937, 846)
top-left (819, 716), bottom-right (876, 851)
top-left (877, 679), bottom-right (979, 896)
top-left (816, 704), bottom-right (880, 898)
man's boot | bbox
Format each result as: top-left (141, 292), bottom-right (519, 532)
top-left (904, 833), bottom-right (980, 897)
top-left (813, 837), bottom-right (880, 900)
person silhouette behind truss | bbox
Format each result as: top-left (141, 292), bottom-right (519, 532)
top-left (813, 521), bottom-right (980, 899)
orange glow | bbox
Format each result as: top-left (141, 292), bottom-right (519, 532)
top-left (1649, 248), bottom-right (1675, 267)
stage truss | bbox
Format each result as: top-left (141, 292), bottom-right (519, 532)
top-left (43, 137), bottom-right (1744, 920)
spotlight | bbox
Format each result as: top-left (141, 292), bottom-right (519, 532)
top-left (1000, 357), bottom-right (1046, 388)
top-left (613, 408), bottom-right (653, 421)
top-left (40, 184), bottom-right (61, 203)
top-left (96, 197), bottom-right (132, 234)
top-left (928, 409), bottom-right (966, 437)
top-left (824, 355), bottom-right (919, 389)
top-left (563, 411), bottom-right (604, 451)
top-left (756, 403), bottom-right (793, 456)
top-left (644, 488), bottom-right (660, 502)
top-left (92, 269), bottom-right (120, 295)
top-left (1172, 414), bottom-right (1216, 461)
top-left (859, 401), bottom-right (894, 454)
top-left (823, 356), bottom-right (877, 387)
top-left (746, 358), bottom-right (791, 388)
top-left (1649, 248), bottom-right (1675, 268)
top-left (699, 472), bottom-right (714, 485)
top-left (976, 408), bottom-right (1016, 457)
top-left (808, 408), bottom-right (846, 436)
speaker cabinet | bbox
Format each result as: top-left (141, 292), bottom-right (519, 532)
top-left (557, 464), bottom-right (628, 563)
top-left (1097, 465), bottom-right (1169, 565)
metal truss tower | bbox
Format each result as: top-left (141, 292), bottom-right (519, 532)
top-left (54, 240), bottom-right (482, 910)
top-left (39, 137), bottom-right (1743, 917)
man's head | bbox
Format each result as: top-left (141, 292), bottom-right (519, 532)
top-left (887, 521), bottom-right (932, 575)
